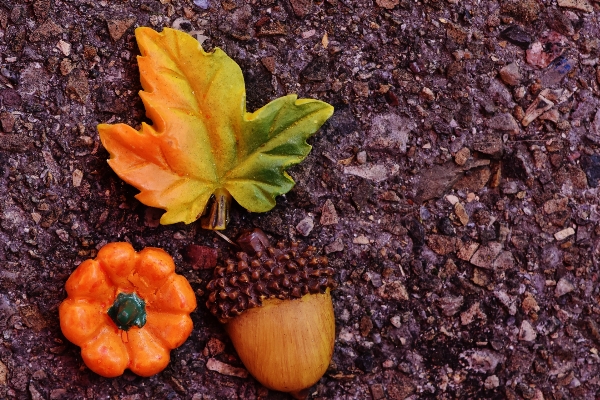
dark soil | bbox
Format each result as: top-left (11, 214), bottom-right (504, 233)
top-left (2, 0), bottom-right (600, 399)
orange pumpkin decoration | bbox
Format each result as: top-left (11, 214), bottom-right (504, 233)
top-left (59, 242), bottom-right (197, 377)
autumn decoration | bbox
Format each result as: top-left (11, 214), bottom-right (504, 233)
top-left (98, 27), bottom-right (334, 230)
top-left (59, 242), bottom-right (197, 377)
top-left (205, 229), bottom-right (337, 398)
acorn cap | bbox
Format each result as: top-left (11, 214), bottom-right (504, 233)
top-left (206, 236), bottom-right (337, 322)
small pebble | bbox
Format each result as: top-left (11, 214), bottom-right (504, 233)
top-left (206, 358), bottom-right (248, 378)
top-left (72, 169), bottom-right (83, 187)
top-left (55, 229), bottom-right (69, 242)
top-left (499, 25), bottom-right (534, 50)
top-left (514, 86), bottom-right (526, 100)
top-left (56, 40), bottom-right (71, 56)
top-left (420, 87), bottom-right (435, 101)
top-left (454, 202), bottom-right (469, 225)
top-left (555, 277), bottom-right (575, 297)
top-left (543, 198), bottom-right (568, 214)
top-left (519, 320), bottom-right (537, 341)
top-left (557, 0), bottom-right (593, 12)
top-left (499, 62), bottom-right (521, 86)
top-left (353, 235), bottom-right (370, 245)
top-left (296, 216), bottom-right (314, 236)
top-left (356, 151), bottom-right (367, 164)
top-left (204, 338), bottom-right (226, 356)
top-left (484, 375), bottom-right (500, 389)
top-left (554, 227), bottom-right (575, 241)
top-left (320, 199), bottom-right (339, 225)
top-left (390, 316), bottom-right (402, 328)
top-left (445, 194), bottom-right (460, 205)
top-left (454, 147), bottom-right (470, 166)
top-left (193, 0), bottom-right (210, 9)
top-left (325, 238), bottom-right (344, 254)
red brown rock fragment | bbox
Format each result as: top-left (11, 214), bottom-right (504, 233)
top-left (427, 234), bottom-right (459, 255)
top-left (521, 293), bottom-right (540, 314)
top-left (360, 316), bottom-right (373, 337)
top-left (320, 199), bottom-right (339, 225)
top-left (557, 0), bottom-right (593, 12)
top-left (257, 21), bottom-right (287, 36)
top-left (353, 81), bottom-right (370, 97)
top-left (470, 242), bottom-right (503, 269)
top-left (454, 203), bottom-right (469, 225)
top-left (184, 244), bottom-right (218, 270)
top-left (370, 384), bottom-right (386, 400)
top-left (66, 69), bottom-right (90, 103)
top-left (325, 238), bottom-right (344, 254)
top-left (261, 56), bottom-right (276, 74)
top-left (492, 251), bottom-right (515, 270)
top-left (33, 0), bottom-right (51, 21)
top-left (0, 134), bottom-right (34, 152)
top-left (499, 63), bottom-right (521, 86)
top-left (204, 338), bottom-right (226, 356)
top-left (420, 87), bottom-right (435, 102)
top-left (472, 268), bottom-right (491, 287)
top-left (0, 112), bottom-right (15, 133)
top-left (60, 58), bottom-right (74, 76)
top-left (375, 0), bottom-right (399, 9)
top-left (30, 20), bottom-right (63, 41)
top-left (454, 147), bottom-right (470, 166)
top-left (107, 18), bottom-right (136, 41)
top-left (543, 197), bottom-right (568, 214)
top-left (461, 302), bottom-right (486, 325)
top-left (457, 241), bottom-right (479, 261)
top-left (502, 0), bottom-right (541, 22)
top-left (487, 112), bottom-right (519, 134)
top-left (453, 167), bottom-right (491, 192)
top-left (446, 23), bottom-right (469, 46)
top-left (378, 281), bottom-right (409, 301)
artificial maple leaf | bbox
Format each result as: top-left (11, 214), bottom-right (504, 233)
top-left (98, 27), bottom-right (333, 229)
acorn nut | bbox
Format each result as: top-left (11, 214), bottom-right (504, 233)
top-left (206, 229), bottom-right (337, 398)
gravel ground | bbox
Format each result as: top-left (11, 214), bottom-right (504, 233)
top-left (2, 0), bottom-right (600, 399)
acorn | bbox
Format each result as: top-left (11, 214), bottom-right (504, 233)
top-left (206, 229), bottom-right (337, 398)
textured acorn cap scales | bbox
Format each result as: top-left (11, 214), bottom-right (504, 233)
top-left (205, 229), bottom-right (337, 398)
top-left (205, 238), bottom-right (337, 322)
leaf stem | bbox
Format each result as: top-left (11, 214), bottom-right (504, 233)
top-left (201, 188), bottom-right (232, 230)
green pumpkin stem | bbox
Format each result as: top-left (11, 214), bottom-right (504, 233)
top-left (107, 292), bottom-right (147, 331)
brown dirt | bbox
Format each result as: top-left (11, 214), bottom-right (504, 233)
top-left (1, 0), bottom-right (600, 399)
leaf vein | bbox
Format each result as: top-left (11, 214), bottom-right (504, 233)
top-left (226, 177), bottom-right (287, 190)
top-left (121, 161), bottom-right (152, 175)
top-left (159, 177), bottom-right (190, 197)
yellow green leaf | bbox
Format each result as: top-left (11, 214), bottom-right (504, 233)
top-left (98, 27), bottom-right (333, 229)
